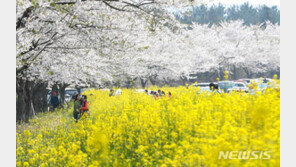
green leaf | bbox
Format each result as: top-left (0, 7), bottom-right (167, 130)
top-left (47, 71), bottom-right (54, 75)
top-left (32, 0), bottom-right (36, 7)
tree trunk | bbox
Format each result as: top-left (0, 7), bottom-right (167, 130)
top-left (243, 67), bottom-right (252, 78)
top-left (149, 76), bottom-right (157, 85)
top-left (42, 85), bottom-right (49, 112)
top-left (218, 68), bottom-right (224, 80)
top-left (125, 78), bottom-right (134, 89)
top-left (16, 78), bottom-right (35, 123)
top-left (208, 72), bottom-right (217, 82)
top-left (58, 83), bottom-right (68, 106)
top-left (180, 76), bottom-right (187, 86)
top-left (140, 78), bottom-right (148, 88)
top-left (32, 82), bottom-right (48, 114)
top-left (232, 65), bottom-right (237, 80)
top-left (163, 78), bottom-right (170, 86)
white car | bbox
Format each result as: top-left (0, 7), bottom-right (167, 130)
top-left (135, 89), bottom-right (146, 93)
top-left (227, 82), bottom-right (249, 93)
top-left (65, 88), bottom-right (79, 102)
top-left (47, 88), bottom-right (78, 104)
top-left (193, 83), bottom-right (211, 92)
top-left (237, 79), bottom-right (251, 85)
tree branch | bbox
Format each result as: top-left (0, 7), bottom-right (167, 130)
top-left (16, 6), bottom-right (34, 30)
top-left (17, 32), bottom-right (58, 75)
top-left (102, 1), bottom-right (126, 11)
top-left (16, 42), bottom-right (52, 75)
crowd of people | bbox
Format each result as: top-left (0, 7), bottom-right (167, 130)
top-left (53, 79), bottom-right (268, 123)
top-left (49, 92), bottom-right (90, 123)
top-left (108, 88), bottom-right (172, 100)
top-left (48, 83), bottom-right (222, 123)
top-left (63, 83), bottom-right (219, 123)
top-left (71, 88), bottom-right (171, 122)
top-left (145, 89), bottom-right (172, 99)
top-left (52, 84), bottom-right (220, 123)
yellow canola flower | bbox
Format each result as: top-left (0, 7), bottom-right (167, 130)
top-left (23, 162), bottom-right (29, 167)
top-left (16, 85), bottom-right (280, 166)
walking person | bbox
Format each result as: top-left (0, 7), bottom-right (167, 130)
top-left (50, 92), bottom-right (60, 111)
top-left (109, 89), bottom-right (115, 97)
top-left (80, 95), bottom-right (89, 118)
top-left (73, 94), bottom-right (81, 123)
top-left (158, 90), bottom-right (162, 96)
top-left (150, 91), bottom-right (154, 96)
top-left (153, 91), bottom-right (159, 100)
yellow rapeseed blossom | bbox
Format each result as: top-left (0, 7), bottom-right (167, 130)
top-left (224, 71), bottom-right (229, 80)
top-left (16, 83), bottom-right (280, 166)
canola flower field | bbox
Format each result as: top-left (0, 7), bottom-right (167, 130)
top-left (16, 85), bottom-right (280, 167)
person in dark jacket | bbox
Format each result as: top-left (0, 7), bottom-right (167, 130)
top-left (73, 95), bottom-right (81, 123)
top-left (109, 89), bottom-right (114, 97)
top-left (158, 90), bottom-right (162, 96)
top-left (50, 92), bottom-right (60, 111)
top-left (209, 83), bottom-right (221, 94)
top-left (209, 83), bottom-right (215, 91)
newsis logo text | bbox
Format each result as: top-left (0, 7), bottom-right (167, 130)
top-left (218, 151), bottom-right (272, 160)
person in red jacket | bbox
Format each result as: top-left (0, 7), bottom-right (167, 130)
top-left (80, 95), bottom-right (89, 117)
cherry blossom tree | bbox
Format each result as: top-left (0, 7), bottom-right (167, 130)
top-left (134, 20), bottom-right (280, 82)
top-left (16, 0), bottom-right (206, 121)
top-left (16, 0), bottom-right (279, 122)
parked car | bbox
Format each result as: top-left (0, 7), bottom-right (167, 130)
top-left (218, 81), bottom-right (234, 93)
top-left (65, 88), bottom-right (79, 102)
top-left (262, 78), bottom-right (273, 83)
top-left (135, 89), bottom-right (146, 93)
top-left (237, 79), bottom-right (251, 85)
top-left (47, 88), bottom-right (78, 104)
top-left (252, 78), bottom-right (273, 84)
top-left (46, 88), bottom-right (52, 103)
top-left (193, 83), bottom-right (211, 92)
top-left (250, 78), bottom-right (272, 91)
top-left (227, 82), bottom-right (249, 93)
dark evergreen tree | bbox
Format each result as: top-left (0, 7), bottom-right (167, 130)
top-left (237, 2), bottom-right (259, 25)
top-left (174, 3), bottom-right (280, 27)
